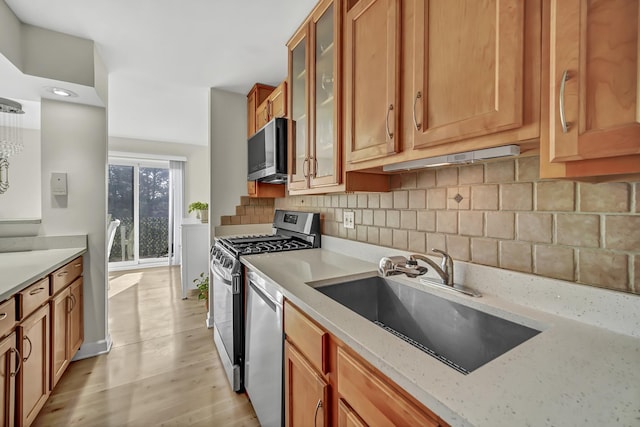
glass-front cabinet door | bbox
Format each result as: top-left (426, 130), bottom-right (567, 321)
top-left (288, 27), bottom-right (309, 191)
top-left (311, 1), bottom-right (340, 187)
top-left (288, 0), bottom-right (340, 193)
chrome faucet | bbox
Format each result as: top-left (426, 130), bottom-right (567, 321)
top-left (378, 256), bottom-right (428, 278)
top-left (409, 249), bottom-right (454, 286)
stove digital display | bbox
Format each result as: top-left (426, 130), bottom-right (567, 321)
top-left (283, 213), bottom-right (298, 224)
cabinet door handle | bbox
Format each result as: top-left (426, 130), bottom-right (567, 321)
top-left (314, 399), bottom-right (323, 427)
top-left (71, 294), bottom-right (77, 310)
top-left (413, 91), bottom-right (422, 130)
top-left (559, 69), bottom-right (571, 133)
top-left (29, 287), bottom-right (45, 295)
top-left (385, 104), bottom-right (394, 140)
top-left (23, 336), bottom-right (32, 362)
top-left (57, 271), bottom-right (69, 277)
top-left (313, 158), bottom-right (318, 178)
top-left (66, 295), bottom-right (74, 313)
top-left (303, 158), bottom-right (310, 178)
top-left (0, 313), bottom-right (6, 321)
top-left (11, 347), bottom-right (21, 377)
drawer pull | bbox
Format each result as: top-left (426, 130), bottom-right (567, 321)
top-left (57, 271), bottom-right (69, 277)
top-left (29, 287), bottom-right (46, 295)
top-left (0, 313), bottom-right (6, 321)
top-left (23, 336), bottom-right (32, 362)
top-left (74, 263), bottom-right (82, 268)
top-left (10, 347), bottom-right (21, 377)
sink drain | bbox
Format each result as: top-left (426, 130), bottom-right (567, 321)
top-left (373, 320), bottom-right (469, 375)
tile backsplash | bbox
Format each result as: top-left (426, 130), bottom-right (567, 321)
top-left (275, 156), bottom-right (640, 295)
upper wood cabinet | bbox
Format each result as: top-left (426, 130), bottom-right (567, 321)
top-left (256, 81), bottom-right (288, 131)
top-left (247, 83), bottom-right (275, 137)
top-left (288, 0), bottom-right (343, 192)
top-left (344, 0), bottom-right (401, 164)
top-left (540, 0), bottom-right (640, 179)
top-left (344, 0), bottom-right (541, 172)
top-left (409, 0), bottom-right (524, 148)
top-left (269, 81), bottom-right (288, 121)
top-left (246, 83), bottom-right (286, 198)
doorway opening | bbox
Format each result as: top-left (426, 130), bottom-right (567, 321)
top-left (108, 158), bottom-right (170, 269)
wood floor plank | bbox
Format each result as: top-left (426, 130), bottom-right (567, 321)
top-left (33, 266), bottom-right (259, 426)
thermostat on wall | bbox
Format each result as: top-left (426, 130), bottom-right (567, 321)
top-left (51, 172), bottom-right (67, 196)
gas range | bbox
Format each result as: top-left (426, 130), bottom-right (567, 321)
top-left (210, 210), bottom-right (320, 394)
top-left (217, 234), bottom-right (314, 256)
top-left (215, 210), bottom-right (321, 259)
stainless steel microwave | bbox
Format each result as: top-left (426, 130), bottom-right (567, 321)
top-left (247, 117), bottom-right (287, 184)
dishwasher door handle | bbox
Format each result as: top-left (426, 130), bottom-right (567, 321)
top-left (248, 280), bottom-right (283, 330)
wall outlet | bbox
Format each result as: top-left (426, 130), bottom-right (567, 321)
top-left (343, 211), bottom-right (355, 229)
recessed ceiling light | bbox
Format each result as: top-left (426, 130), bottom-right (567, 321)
top-left (44, 87), bottom-right (78, 98)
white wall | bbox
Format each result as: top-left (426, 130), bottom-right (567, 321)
top-left (0, 127), bottom-right (40, 219)
top-left (109, 136), bottom-right (209, 220)
top-left (209, 88), bottom-right (247, 227)
top-left (40, 98), bottom-right (110, 355)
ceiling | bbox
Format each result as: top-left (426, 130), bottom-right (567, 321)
top-left (3, 0), bottom-right (317, 146)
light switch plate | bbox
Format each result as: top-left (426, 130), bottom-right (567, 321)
top-left (343, 211), bottom-right (355, 229)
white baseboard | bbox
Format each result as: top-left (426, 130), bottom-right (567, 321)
top-left (72, 334), bottom-right (113, 361)
top-left (206, 310), bottom-right (214, 329)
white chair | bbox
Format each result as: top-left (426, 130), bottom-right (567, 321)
top-left (107, 219), bottom-right (121, 260)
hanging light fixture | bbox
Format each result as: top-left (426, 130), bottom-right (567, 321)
top-left (0, 97), bottom-right (25, 194)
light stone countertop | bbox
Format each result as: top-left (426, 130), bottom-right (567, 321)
top-left (0, 248), bottom-right (87, 301)
top-left (241, 247), bottom-right (640, 427)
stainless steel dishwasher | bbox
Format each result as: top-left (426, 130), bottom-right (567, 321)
top-left (244, 269), bottom-right (284, 427)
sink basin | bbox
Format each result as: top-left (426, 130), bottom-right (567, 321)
top-left (315, 275), bottom-right (541, 374)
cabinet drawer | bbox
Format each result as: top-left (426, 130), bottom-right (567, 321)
top-left (0, 298), bottom-right (16, 339)
top-left (337, 347), bottom-right (441, 427)
top-left (284, 301), bottom-right (328, 374)
top-left (51, 257), bottom-right (83, 296)
top-left (19, 277), bottom-right (50, 321)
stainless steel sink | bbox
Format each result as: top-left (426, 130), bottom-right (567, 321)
top-left (315, 276), bottom-right (541, 374)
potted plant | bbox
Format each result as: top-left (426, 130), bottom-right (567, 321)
top-left (188, 201), bottom-right (209, 223)
top-left (193, 272), bottom-right (209, 306)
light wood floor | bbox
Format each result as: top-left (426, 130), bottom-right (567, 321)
top-left (33, 266), bottom-right (259, 427)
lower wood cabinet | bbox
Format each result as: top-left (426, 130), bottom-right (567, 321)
top-left (337, 347), bottom-right (440, 427)
top-left (337, 399), bottom-right (366, 427)
top-left (17, 305), bottom-right (50, 427)
top-left (283, 300), bottom-right (447, 427)
top-left (0, 333), bottom-right (17, 427)
top-left (50, 277), bottom-right (83, 390)
top-left (0, 255), bottom-right (83, 427)
top-left (284, 342), bottom-right (329, 427)
top-left (68, 279), bottom-right (83, 359)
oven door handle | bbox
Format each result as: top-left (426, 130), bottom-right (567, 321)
top-left (212, 263), bottom-right (232, 286)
